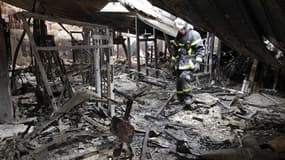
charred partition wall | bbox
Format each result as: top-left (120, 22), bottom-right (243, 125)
top-left (11, 11), bottom-right (114, 116)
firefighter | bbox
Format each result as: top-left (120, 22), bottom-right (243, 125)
top-left (171, 18), bottom-right (205, 105)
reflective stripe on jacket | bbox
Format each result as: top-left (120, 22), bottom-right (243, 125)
top-left (172, 29), bottom-right (204, 70)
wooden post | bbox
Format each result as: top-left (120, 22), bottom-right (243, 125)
top-left (116, 43), bottom-right (119, 60)
top-left (150, 46), bottom-right (153, 63)
top-left (94, 36), bottom-right (101, 108)
top-left (143, 33), bottom-right (149, 76)
top-left (216, 38), bottom-right (222, 81)
top-left (163, 33), bottom-right (171, 60)
top-left (108, 29), bottom-right (115, 117)
top-left (273, 68), bottom-right (280, 90)
top-left (153, 28), bottom-right (158, 77)
top-left (0, 18), bottom-right (13, 122)
top-left (248, 59), bottom-right (258, 93)
top-left (204, 32), bottom-right (210, 73)
top-left (209, 33), bottom-right (215, 81)
top-left (127, 30), bottom-right (131, 71)
top-left (135, 16), bottom-right (140, 73)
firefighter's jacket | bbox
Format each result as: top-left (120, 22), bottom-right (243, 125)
top-left (171, 29), bottom-right (204, 70)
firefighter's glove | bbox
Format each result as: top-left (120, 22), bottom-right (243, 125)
top-left (193, 63), bottom-right (200, 72)
top-left (180, 48), bottom-right (187, 55)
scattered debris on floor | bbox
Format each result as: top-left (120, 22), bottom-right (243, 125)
top-left (1, 1), bottom-right (285, 160)
top-left (3, 67), bottom-right (285, 159)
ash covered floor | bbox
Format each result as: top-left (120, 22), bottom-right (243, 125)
top-left (1, 1), bottom-right (285, 159)
top-left (1, 63), bottom-right (285, 160)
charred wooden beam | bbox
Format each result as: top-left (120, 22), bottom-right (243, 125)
top-left (216, 38), bottom-right (222, 81)
top-left (107, 28), bottom-right (115, 117)
top-left (248, 59), bottom-right (258, 93)
top-left (140, 92), bottom-right (175, 160)
top-left (25, 90), bottom-right (94, 140)
top-left (140, 127), bottom-right (151, 160)
top-left (135, 16), bottom-right (141, 73)
top-left (153, 28), bottom-right (159, 77)
top-left (143, 33), bottom-right (151, 76)
top-left (15, 12), bottom-right (106, 29)
top-left (139, 78), bottom-right (167, 89)
top-left (113, 88), bottom-right (148, 104)
top-left (82, 115), bottom-right (108, 131)
top-left (35, 44), bottom-right (113, 51)
top-left (127, 30), bottom-right (132, 71)
top-left (31, 131), bottom-right (108, 158)
top-left (209, 33), bottom-right (215, 81)
top-left (154, 92), bottom-right (176, 117)
top-left (0, 17), bottom-right (13, 122)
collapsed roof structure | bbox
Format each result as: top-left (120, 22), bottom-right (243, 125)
top-left (149, 0), bottom-right (285, 68)
top-left (1, 0), bottom-right (285, 159)
top-left (3, 0), bottom-right (285, 69)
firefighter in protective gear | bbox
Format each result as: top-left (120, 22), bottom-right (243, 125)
top-left (171, 18), bottom-right (204, 105)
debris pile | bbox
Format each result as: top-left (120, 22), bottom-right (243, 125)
top-left (1, 2), bottom-right (285, 160)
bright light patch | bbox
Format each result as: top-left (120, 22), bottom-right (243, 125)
top-left (100, 2), bottom-right (129, 13)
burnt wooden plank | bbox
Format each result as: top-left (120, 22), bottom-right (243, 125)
top-left (0, 18), bottom-right (13, 122)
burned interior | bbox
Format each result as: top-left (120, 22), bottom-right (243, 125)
top-left (1, 0), bottom-right (285, 160)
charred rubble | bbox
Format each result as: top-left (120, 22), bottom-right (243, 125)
top-left (1, 1), bottom-right (285, 160)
